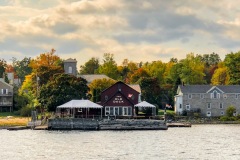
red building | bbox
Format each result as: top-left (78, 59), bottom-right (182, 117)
top-left (100, 81), bottom-right (140, 118)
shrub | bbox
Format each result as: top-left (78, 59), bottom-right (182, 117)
top-left (20, 105), bottom-right (32, 117)
top-left (226, 105), bottom-right (236, 117)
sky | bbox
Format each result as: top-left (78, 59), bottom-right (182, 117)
top-left (0, 0), bottom-right (240, 67)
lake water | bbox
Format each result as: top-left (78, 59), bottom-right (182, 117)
top-left (1, 125), bottom-right (240, 160)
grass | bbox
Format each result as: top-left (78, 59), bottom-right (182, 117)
top-left (0, 112), bottom-right (30, 127)
top-left (158, 109), bottom-right (175, 115)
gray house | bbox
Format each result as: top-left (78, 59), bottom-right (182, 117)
top-left (0, 78), bottom-right (13, 112)
top-left (174, 85), bottom-right (240, 117)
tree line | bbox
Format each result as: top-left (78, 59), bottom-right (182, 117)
top-left (1, 49), bottom-right (240, 115)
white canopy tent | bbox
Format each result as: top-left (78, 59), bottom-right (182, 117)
top-left (134, 101), bottom-right (156, 116)
top-left (56, 100), bottom-right (103, 118)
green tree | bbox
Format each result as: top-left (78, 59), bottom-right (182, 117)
top-left (139, 77), bottom-right (162, 107)
top-left (0, 59), bottom-right (7, 78)
top-left (80, 57), bottom-right (99, 74)
top-left (88, 78), bottom-right (116, 102)
top-left (142, 61), bottom-right (166, 85)
top-left (179, 53), bottom-right (206, 84)
top-left (13, 57), bottom-right (32, 84)
top-left (38, 73), bottom-right (89, 111)
top-left (97, 53), bottom-right (119, 79)
top-left (224, 51), bottom-right (240, 84)
top-left (226, 105), bottom-right (236, 117)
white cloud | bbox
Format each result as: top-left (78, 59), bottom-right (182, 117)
top-left (0, 0), bottom-right (240, 67)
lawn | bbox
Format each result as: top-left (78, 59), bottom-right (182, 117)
top-left (0, 112), bottom-right (30, 127)
top-left (158, 109), bottom-right (175, 115)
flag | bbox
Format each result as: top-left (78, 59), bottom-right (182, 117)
top-left (166, 104), bottom-right (172, 108)
top-left (128, 94), bottom-right (133, 98)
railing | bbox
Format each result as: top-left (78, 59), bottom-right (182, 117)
top-left (0, 102), bottom-right (12, 106)
top-left (0, 92), bottom-right (13, 96)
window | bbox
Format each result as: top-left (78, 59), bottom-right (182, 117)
top-left (123, 107), bottom-right (128, 116)
top-left (200, 94), bottom-right (204, 99)
top-left (221, 111), bottom-right (224, 115)
top-left (68, 66), bottom-right (72, 73)
top-left (223, 94), bottom-right (227, 99)
top-left (105, 107), bottom-right (110, 116)
top-left (207, 103), bottom-right (211, 109)
top-left (114, 107), bottom-right (119, 116)
top-left (236, 94), bottom-right (238, 99)
top-left (179, 104), bottom-right (182, 109)
top-left (211, 91), bottom-right (220, 99)
top-left (207, 111), bottom-right (211, 117)
top-left (188, 94), bottom-right (192, 99)
top-left (1, 89), bottom-right (8, 94)
top-left (105, 95), bottom-right (108, 101)
top-left (219, 103), bottom-right (223, 109)
top-left (186, 104), bottom-right (190, 110)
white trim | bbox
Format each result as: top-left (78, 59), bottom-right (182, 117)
top-left (207, 111), bottom-right (211, 117)
top-left (186, 104), bottom-right (190, 111)
top-left (206, 86), bottom-right (224, 93)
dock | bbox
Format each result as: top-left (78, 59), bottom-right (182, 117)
top-left (7, 126), bottom-right (30, 131)
top-left (167, 123), bottom-right (191, 127)
top-left (48, 118), bottom-right (168, 130)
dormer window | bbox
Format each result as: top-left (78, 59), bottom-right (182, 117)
top-left (211, 90), bottom-right (220, 99)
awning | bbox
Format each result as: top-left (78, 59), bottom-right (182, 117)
top-left (134, 101), bottom-right (156, 108)
top-left (57, 100), bottom-right (103, 109)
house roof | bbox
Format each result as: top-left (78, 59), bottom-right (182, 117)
top-left (78, 74), bottom-right (113, 84)
top-left (57, 99), bottom-right (103, 109)
top-left (134, 101), bottom-right (155, 108)
top-left (128, 84), bottom-right (141, 93)
top-left (179, 85), bottom-right (240, 93)
top-left (0, 79), bottom-right (13, 90)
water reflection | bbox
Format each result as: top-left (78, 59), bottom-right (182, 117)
top-left (0, 125), bottom-right (240, 160)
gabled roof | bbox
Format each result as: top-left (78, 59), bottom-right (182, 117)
top-left (128, 84), bottom-right (141, 93)
top-left (78, 74), bottom-right (113, 84)
top-left (134, 101), bottom-right (155, 108)
top-left (179, 85), bottom-right (240, 94)
top-left (206, 86), bottom-right (224, 93)
top-left (57, 99), bottom-right (103, 109)
top-left (0, 79), bottom-right (13, 90)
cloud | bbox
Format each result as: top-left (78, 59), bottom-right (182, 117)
top-left (0, 0), bottom-right (240, 67)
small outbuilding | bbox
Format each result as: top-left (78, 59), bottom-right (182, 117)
top-left (134, 101), bottom-right (156, 117)
top-left (56, 99), bottom-right (103, 119)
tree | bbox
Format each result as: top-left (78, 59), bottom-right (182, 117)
top-left (179, 53), bottom-right (206, 84)
top-left (0, 59), bottom-right (7, 78)
top-left (38, 73), bottom-right (89, 111)
top-left (88, 78), bottom-right (116, 102)
top-left (80, 57), bottom-right (99, 74)
top-left (97, 53), bottom-right (119, 79)
top-left (211, 62), bottom-right (230, 85)
top-left (139, 77), bottom-right (162, 107)
top-left (13, 57), bottom-right (32, 84)
top-left (226, 105), bottom-right (236, 117)
top-left (29, 49), bottom-right (64, 86)
top-left (224, 51), bottom-right (240, 84)
top-left (129, 68), bottom-right (150, 84)
top-left (142, 61), bottom-right (167, 85)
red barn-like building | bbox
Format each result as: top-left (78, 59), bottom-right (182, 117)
top-left (100, 81), bottom-right (140, 118)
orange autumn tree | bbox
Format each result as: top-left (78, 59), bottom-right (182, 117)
top-left (29, 49), bottom-right (64, 87)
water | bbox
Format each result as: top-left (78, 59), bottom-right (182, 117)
top-left (0, 125), bottom-right (240, 160)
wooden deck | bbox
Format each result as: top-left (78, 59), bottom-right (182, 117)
top-left (167, 123), bottom-right (191, 127)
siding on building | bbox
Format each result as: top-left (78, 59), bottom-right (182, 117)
top-left (175, 85), bottom-right (240, 117)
